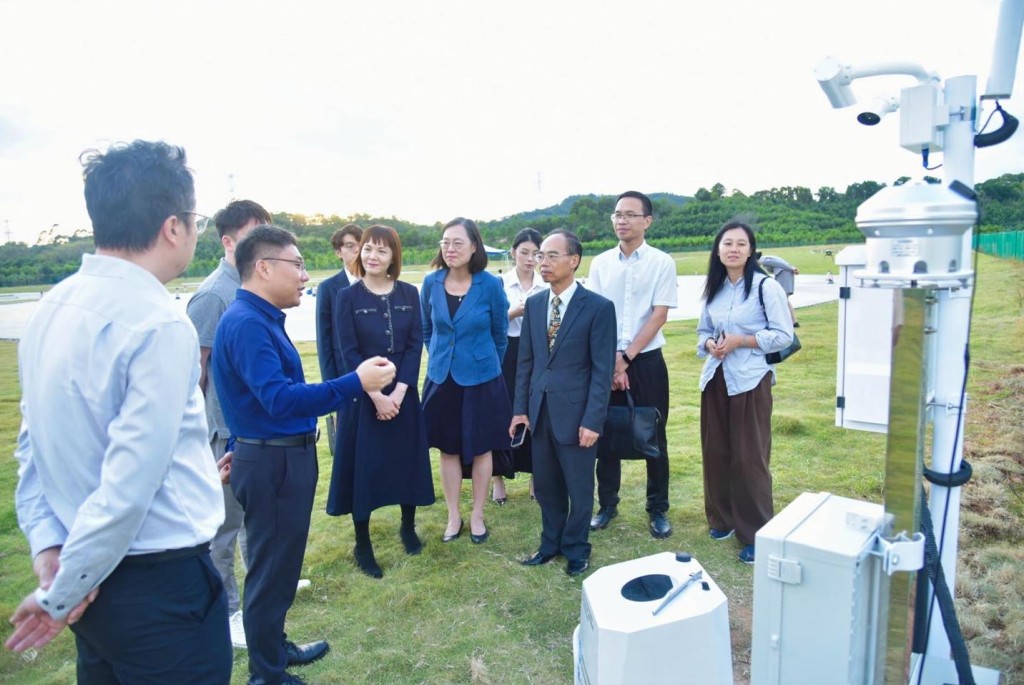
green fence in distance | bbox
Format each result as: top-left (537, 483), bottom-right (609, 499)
top-left (976, 230), bottom-right (1023, 261)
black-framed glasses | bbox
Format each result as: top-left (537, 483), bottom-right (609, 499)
top-left (610, 212), bottom-right (647, 221)
top-left (180, 211), bottom-right (211, 235)
top-left (261, 257), bottom-right (308, 272)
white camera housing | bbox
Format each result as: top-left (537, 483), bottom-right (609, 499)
top-left (815, 57), bottom-right (856, 108)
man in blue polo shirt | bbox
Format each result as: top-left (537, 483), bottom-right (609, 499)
top-left (213, 225), bottom-right (395, 685)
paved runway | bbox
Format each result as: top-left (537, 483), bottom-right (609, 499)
top-left (0, 275), bottom-right (839, 342)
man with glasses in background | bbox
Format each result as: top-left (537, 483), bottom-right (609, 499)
top-left (8, 140), bottom-right (232, 683)
top-left (586, 191), bottom-right (678, 539)
top-left (212, 225), bottom-right (395, 685)
top-left (316, 223), bottom-right (362, 383)
top-left (187, 199), bottom-right (272, 650)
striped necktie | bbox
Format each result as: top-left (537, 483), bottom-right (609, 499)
top-left (547, 295), bottom-right (562, 351)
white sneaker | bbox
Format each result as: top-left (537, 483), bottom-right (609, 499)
top-left (229, 610), bottom-right (247, 649)
top-left (296, 578), bottom-right (311, 592)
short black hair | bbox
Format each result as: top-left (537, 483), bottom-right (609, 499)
top-left (213, 200), bottom-right (272, 239)
top-left (235, 224), bottom-right (298, 281)
top-left (80, 140), bottom-right (194, 252)
top-left (331, 224), bottom-right (363, 250)
top-left (547, 229), bottom-right (584, 272)
top-left (616, 190), bottom-right (653, 218)
top-left (431, 217), bottom-right (489, 274)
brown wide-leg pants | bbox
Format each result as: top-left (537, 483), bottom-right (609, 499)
top-left (700, 366), bottom-right (774, 546)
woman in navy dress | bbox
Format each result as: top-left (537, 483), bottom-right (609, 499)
top-left (327, 225), bottom-right (435, 578)
top-left (421, 218), bottom-right (511, 545)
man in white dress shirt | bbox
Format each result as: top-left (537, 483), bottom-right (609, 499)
top-left (586, 191), bottom-right (678, 539)
top-left (6, 140), bottom-right (231, 684)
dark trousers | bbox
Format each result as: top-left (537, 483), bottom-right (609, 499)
top-left (231, 442), bottom-right (319, 684)
top-left (700, 366), bottom-right (774, 545)
top-left (596, 348), bottom-right (671, 513)
top-left (533, 400), bottom-right (596, 562)
top-left (71, 549), bottom-right (231, 685)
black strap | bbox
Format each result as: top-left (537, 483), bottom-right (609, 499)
top-left (914, 494), bottom-right (976, 685)
top-left (923, 459), bottom-right (973, 488)
top-left (757, 277), bottom-right (769, 327)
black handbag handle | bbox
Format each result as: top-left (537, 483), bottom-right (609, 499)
top-left (623, 387), bottom-right (636, 421)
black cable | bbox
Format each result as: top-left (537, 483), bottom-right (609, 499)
top-left (919, 494), bottom-right (977, 685)
top-left (975, 102), bottom-right (1019, 148)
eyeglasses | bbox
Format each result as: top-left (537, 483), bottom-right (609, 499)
top-left (181, 211), bottom-right (211, 235)
top-left (536, 252), bottom-right (571, 263)
top-left (610, 212), bottom-right (647, 221)
top-left (261, 257), bottom-right (308, 272)
top-left (439, 239), bottom-right (469, 250)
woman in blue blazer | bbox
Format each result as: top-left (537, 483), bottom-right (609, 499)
top-left (421, 217), bottom-right (510, 545)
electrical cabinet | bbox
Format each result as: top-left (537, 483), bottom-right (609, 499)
top-left (835, 245), bottom-right (894, 433)
top-left (751, 492), bottom-right (887, 685)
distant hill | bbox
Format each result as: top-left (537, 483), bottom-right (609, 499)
top-left (499, 192), bottom-right (690, 222)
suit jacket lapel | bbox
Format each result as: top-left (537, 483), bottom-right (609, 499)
top-left (452, 272), bottom-right (484, 325)
top-left (529, 292), bottom-right (550, 365)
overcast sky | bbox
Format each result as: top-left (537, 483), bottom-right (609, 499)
top-left (1, 0), bottom-right (1021, 244)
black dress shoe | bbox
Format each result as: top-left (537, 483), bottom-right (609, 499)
top-left (470, 528), bottom-right (489, 544)
top-left (590, 506), bottom-right (618, 531)
top-left (649, 512), bottom-right (672, 539)
top-left (521, 551), bottom-right (557, 566)
top-left (284, 639), bottom-right (329, 667)
top-left (566, 558), bottom-right (590, 576)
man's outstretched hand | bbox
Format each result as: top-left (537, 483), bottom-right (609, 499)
top-left (356, 357), bottom-right (396, 393)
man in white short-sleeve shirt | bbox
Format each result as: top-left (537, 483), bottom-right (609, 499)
top-left (586, 190), bottom-right (678, 539)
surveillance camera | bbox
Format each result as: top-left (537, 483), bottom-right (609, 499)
top-left (856, 96), bottom-right (899, 126)
top-left (815, 57), bottom-right (857, 108)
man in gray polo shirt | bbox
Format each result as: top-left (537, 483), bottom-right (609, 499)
top-left (186, 199), bottom-right (271, 648)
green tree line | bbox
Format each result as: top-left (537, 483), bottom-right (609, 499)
top-left (2, 174), bottom-right (1021, 287)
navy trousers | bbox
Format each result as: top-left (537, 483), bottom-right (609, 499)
top-left (532, 402), bottom-right (596, 562)
top-left (70, 549), bottom-right (231, 685)
top-left (231, 442), bottom-right (319, 684)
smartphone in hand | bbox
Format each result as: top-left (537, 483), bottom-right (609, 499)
top-left (511, 422), bottom-right (527, 448)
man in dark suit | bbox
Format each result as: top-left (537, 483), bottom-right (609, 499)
top-left (510, 230), bottom-right (616, 576)
top-left (316, 223), bottom-right (362, 381)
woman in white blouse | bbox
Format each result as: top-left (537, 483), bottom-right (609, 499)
top-left (492, 228), bottom-right (547, 504)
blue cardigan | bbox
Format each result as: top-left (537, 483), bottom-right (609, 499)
top-left (420, 269), bottom-right (508, 386)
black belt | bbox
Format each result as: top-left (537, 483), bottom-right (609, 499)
top-left (122, 542), bottom-right (210, 565)
top-left (236, 431), bottom-right (319, 448)
top-left (627, 348), bottom-right (664, 363)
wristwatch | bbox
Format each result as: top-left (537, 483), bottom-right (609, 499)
top-left (620, 351), bottom-right (633, 366)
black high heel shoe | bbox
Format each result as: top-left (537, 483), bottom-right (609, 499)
top-left (442, 519), bottom-right (464, 543)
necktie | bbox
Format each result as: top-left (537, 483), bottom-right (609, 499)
top-left (547, 295), bottom-right (562, 351)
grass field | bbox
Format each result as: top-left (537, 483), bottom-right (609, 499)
top-left (0, 251), bottom-right (1020, 684)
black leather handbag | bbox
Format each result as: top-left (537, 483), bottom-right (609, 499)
top-left (597, 389), bottom-right (662, 460)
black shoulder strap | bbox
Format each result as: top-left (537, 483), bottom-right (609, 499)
top-left (757, 277), bottom-right (768, 326)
